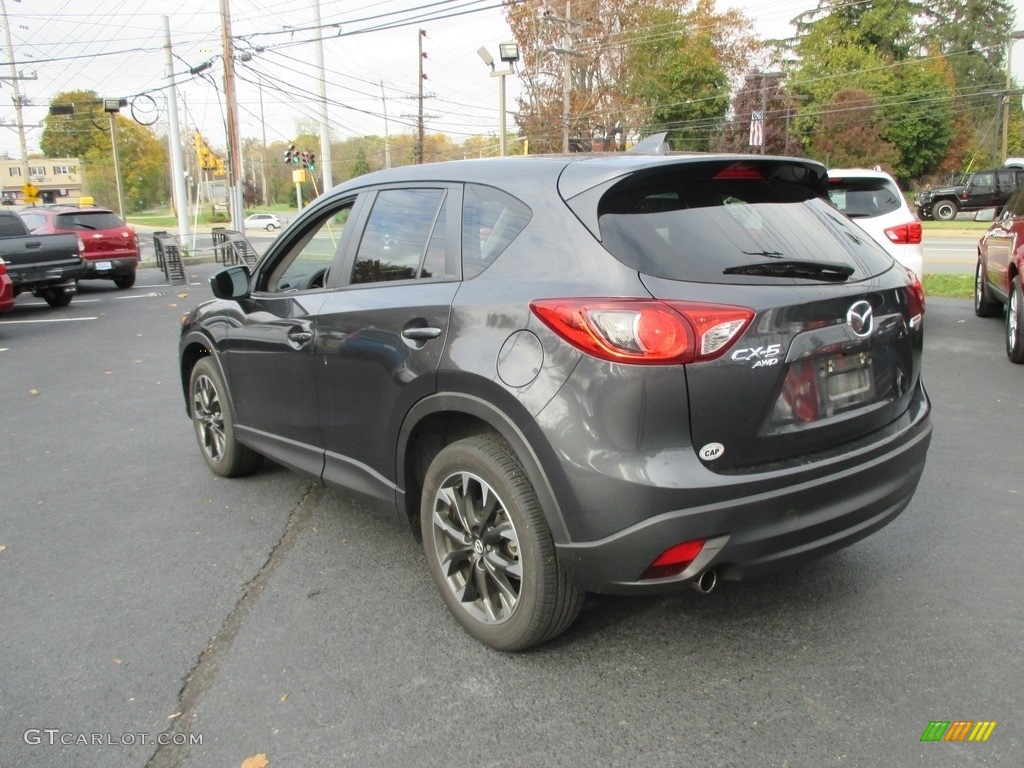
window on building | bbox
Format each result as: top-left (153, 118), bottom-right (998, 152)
top-left (53, 165), bottom-right (73, 176)
top-left (28, 166), bottom-right (46, 177)
top-left (9, 167), bottom-right (22, 177)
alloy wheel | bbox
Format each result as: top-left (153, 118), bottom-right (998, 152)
top-left (428, 470), bottom-right (522, 624)
top-left (192, 373), bottom-right (226, 463)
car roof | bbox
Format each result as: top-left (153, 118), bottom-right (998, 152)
top-left (324, 153), bottom-right (829, 203)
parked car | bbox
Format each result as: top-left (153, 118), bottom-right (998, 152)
top-left (915, 167), bottom-right (1024, 221)
top-left (243, 213), bottom-right (281, 231)
top-left (827, 168), bottom-right (923, 277)
top-left (975, 184), bottom-right (1024, 362)
top-left (179, 151), bottom-right (932, 650)
top-left (0, 210), bottom-right (86, 307)
top-left (0, 257), bottom-right (14, 313)
top-left (18, 206), bottom-right (139, 288)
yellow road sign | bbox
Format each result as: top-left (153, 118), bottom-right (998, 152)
top-left (22, 183), bottom-right (40, 203)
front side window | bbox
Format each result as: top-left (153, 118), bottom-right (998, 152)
top-left (261, 202), bottom-right (353, 293)
top-left (351, 188), bottom-right (450, 284)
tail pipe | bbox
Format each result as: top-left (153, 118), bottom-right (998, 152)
top-left (690, 569), bottom-right (717, 594)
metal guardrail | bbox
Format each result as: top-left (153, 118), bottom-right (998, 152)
top-left (211, 228), bottom-right (257, 267)
top-left (153, 232), bottom-right (186, 286)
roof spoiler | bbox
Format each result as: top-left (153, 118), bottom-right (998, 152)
top-left (628, 132), bottom-right (670, 155)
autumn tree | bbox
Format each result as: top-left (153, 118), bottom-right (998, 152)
top-left (787, 0), bottom-right (956, 182)
top-left (504, 0), bottom-right (756, 152)
top-left (41, 90), bottom-right (169, 212)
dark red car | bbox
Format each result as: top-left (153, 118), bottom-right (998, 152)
top-left (18, 206), bottom-right (139, 288)
top-left (0, 257), bottom-right (14, 313)
top-left (975, 185), bottom-right (1024, 362)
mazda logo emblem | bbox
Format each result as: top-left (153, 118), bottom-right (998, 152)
top-left (847, 300), bottom-right (874, 337)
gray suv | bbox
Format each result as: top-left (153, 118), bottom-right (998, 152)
top-left (179, 151), bottom-right (932, 650)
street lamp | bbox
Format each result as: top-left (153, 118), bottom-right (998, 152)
top-left (1001, 29), bottom-right (1024, 164)
top-left (477, 42), bottom-right (519, 156)
top-left (103, 98), bottom-right (127, 220)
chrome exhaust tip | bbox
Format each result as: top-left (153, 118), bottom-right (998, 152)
top-left (690, 569), bottom-right (717, 594)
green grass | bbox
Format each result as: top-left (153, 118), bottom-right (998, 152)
top-left (923, 273), bottom-right (973, 298)
top-left (128, 204), bottom-right (298, 228)
top-left (920, 219), bottom-right (991, 232)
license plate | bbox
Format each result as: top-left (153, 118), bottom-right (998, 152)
top-left (824, 353), bottom-right (873, 407)
top-left (95, 261), bottom-right (112, 271)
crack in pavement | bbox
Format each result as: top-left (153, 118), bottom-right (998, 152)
top-left (144, 483), bottom-right (324, 768)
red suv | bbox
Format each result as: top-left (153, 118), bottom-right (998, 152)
top-left (18, 206), bottom-right (139, 288)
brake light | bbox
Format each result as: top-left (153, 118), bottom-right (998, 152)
top-left (530, 299), bottom-right (753, 364)
top-left (713, 162), bottom-right (764, 181)
top-left (77, 236), bottom-right (85, 254)
top-left (904, 268), bottom-right (925, 321)
top-left (641, 538), bottom-right (706, 580)
top-left (884, 221), bottom-right (922, 245)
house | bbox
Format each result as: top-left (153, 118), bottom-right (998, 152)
top-left (1, 157), bottom-right (84, 206)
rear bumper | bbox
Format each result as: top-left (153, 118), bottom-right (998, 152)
top-left (84, 256), bottom-right (137, 279)
top-left (556, 393), bottom-right (932, 594)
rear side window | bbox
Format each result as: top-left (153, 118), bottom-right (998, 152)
top-left (352, 188), bottom-right (450, 284)
top-left (597, 165), bottom-right (894, 284)
top-left (0, 215), bottom-right (26, 237)
top-left (827, 178), bottom-right (902, 218)
top-left (54, 212), bottom-right (124, 230)
top-left (461, 184), bottom-right (531, 279)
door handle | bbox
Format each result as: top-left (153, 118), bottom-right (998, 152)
top-left (287, 329), bottom-right (313, 345)
top-left (402, 327), bottom-right (442, 340)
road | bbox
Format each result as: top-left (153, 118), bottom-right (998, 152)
top-left (1, 266), bottom-right (1021, 767)
top-left (923, 233), bottom-right (979, 274)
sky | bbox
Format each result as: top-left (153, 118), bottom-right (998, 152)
top-left (2, 0), bottom-right (1023, 163)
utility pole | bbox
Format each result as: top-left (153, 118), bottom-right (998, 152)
top-left (163, 16), bottom-right (190, 239)
top-left (219, 0), bottom-right (244, 232)
top-left (1, 0), bottom-right (33, 197)
top-left (381, 80), bottom-right (391, 169)
top-left (258, 75), bottom-right (270, 204)
top-left (313, 0), bottom-right (332, 190)
top-left (562, 1), bottom-right (570, 153)
top-left (417, 29), bottom-right (426, 164)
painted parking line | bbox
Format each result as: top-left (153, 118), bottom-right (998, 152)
top-left (0, 316), bottom-right (98, 324)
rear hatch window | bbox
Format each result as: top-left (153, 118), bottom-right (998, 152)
top-left (597, 161), bottom-right (894, 284)
top-left (827, 177), bottom-right (902, 219)
top-left (54, 212), bottom-right (125, 230)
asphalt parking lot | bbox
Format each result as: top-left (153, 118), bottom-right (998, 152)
top-left (1, 264), bottom-right (1021, 767)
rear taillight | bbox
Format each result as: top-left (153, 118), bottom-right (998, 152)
top-left (884, 221), bottom-right (922, 245)
top-left (641, 538), bottom-right (706, 580)
top-left (905, 269), bottom-right (925, 323)
top-left (530, 299), bottom-right (753, 364)
top-left (77, 237), bottom-right (85, 254)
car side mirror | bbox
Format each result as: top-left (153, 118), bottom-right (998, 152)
top-left (210, 265), bottom-right (251, 301)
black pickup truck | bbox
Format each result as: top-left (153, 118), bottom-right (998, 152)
top-left (0, 210), bottom-right (85, 307)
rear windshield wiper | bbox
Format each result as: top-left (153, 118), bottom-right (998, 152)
top-left (723, 260), bottom-right (855, 282)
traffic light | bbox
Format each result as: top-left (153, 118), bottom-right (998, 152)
top-left (306, 152), bottom-right (316, 171)
top-left (284, 144), bottom-right (297, 165)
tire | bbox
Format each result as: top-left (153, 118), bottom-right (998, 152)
top-left (188, 357), bottom-right (263, 477)
top-left (974, 260), bottom-right (1001, 317)
top-left (933, 199), bottom-right (958, 221)
top-left (266, 224), bottom-right (276, 231)
top-left (114, 272), bottom-right (136, 289)
top-left (420, 435), bottom-right (584, 651)
top-left (1007, 277), bottom-right (1024, 364)
top-left (42, 287), bottom-right (72, 308)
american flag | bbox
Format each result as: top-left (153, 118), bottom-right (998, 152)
top-left (748, 110), bottom-right (764, 147)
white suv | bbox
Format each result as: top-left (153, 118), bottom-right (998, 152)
top-left (827, 168), bottom-right (923, 278)
top-left (243, 213), bottom-right (282, 231)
